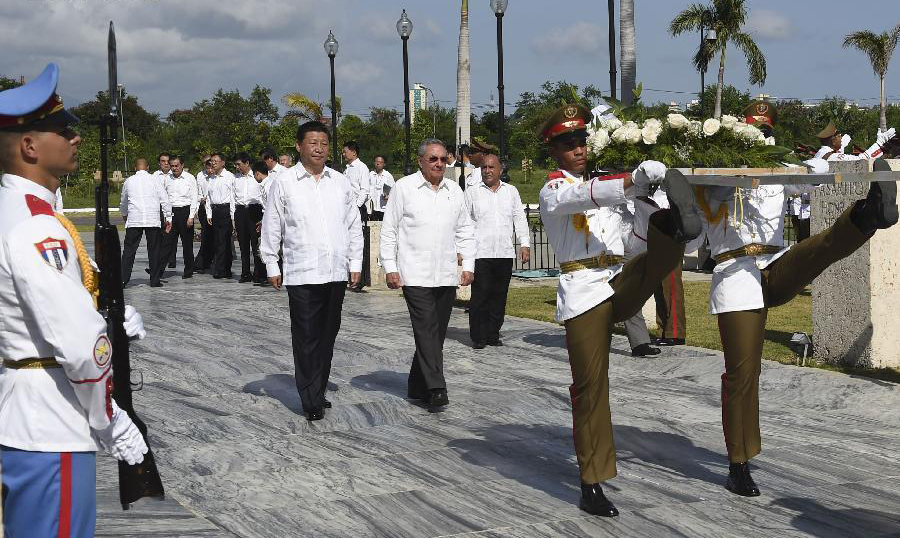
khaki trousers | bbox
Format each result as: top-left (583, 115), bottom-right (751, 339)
top-left (717, 206), bottom-right (870, 463)
top-left (564, 211), bottom-right (685, 483)
top-left (655, 260), bottom-right (686, 339)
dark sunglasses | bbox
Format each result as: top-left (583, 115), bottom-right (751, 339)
top-left (426, 156), bottom-right (450, 163)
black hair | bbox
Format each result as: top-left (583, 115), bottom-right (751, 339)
top-left (169, 154), bottom-right (184, 164)
top-left (343, 140), bottom-right (360, 154)
top-left (260, 148), bottom-right (277, 161)
top-left (158, 152), bottom-right (171, 161)
top-left (210, 152), bottom-right (226, 162)
top-left (232, 151), bottom-right (251, 164)
top-left (295, 121), bottom-right (330, 143)
top-left (373, 154), bottom-right (386, 162)
top-left (251, 161), bottom-right (269, 176)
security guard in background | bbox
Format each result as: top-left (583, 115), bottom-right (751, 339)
top-left (538, 104), bottom-right (702, 516)
top-left (0, 64), bottom-right (149, 537)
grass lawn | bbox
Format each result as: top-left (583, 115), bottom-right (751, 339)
top-left (505, 168), bottom-right (549, 205)
top-left (479, 281), bottom-right (900, 383)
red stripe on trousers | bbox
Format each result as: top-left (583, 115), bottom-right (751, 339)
top-left (59, 453), bottom-right (72, 538)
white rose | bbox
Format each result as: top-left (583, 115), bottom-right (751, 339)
top-left (642, 118), bottom-right (662, 132)
top-left (625, 125), bottom-right (642, 144)
top-left (720, 114), bottom-right (739, 129)
top-left (641, 119), bottom-right (663, 144)
top-left (667, 113), bottom-right (689, 129)
top-left (702, 118), bottom-right (721, 137)
top-left (599, 116), bottom-right (623, 131)
top-left (587, 128), bottom-right (610, 153)
top-left (765, 136), bottom-right (776, 146)
top-left (688, 120), bottom-right (703, 136)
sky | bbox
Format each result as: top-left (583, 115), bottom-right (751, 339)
top-left (2, 0), bottom-right (899, 120)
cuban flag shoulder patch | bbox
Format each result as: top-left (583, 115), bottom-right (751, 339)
top-left (35, 237), bottom-right (69, 272)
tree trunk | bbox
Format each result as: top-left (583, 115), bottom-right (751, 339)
top-left (880, 74), bottom-right (887, 132)
top-left (619, 0), bottom-right (636, 105)
top-left (455, 0), bottom-right (471, 147)
top-left (714, 45), bottom-right (726, 119)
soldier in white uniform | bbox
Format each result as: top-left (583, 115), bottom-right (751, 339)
top-left (814, 121), bottom-right (895, 161)
top-left (0, 63), bottom-right (148, 537)
top-left (693, 157), bottom-right (898, 497)
top-left (538, 104), bottom-right (701, 517)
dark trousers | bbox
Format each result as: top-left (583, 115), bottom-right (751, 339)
top-left (468, 258), bottom-right (513, 345)
top-left (370, 210), bottom-right (384, 221)
top-left (791, 216), bottom-right (811, 242)
top-left (655, 259), bottom-right (686, 339)
top-left (402, 286), bottom-right (456, 397)
top-left (122, 226), bottom-right (163, 285)
top-left (195, 204), bottom-right (214, 270)
top-left (235, 204), bottom-right (263, 278)
top-left (287, 282), bottom-right (347, 411)
top-left (162, 206), bottom-right (194, 276)
top-left (211, 204), bottom-right (233, 277)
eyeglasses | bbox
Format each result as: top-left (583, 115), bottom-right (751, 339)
top-left (426, 156), bottom-right (450, 163)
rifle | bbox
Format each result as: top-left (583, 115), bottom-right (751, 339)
top-left (94, 20), bottom-right (165, 510)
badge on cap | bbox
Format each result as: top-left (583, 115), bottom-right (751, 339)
top-left (35, 237), bottom-right (69, 272)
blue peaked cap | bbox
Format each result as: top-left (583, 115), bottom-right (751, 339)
top-left (0, 63), bottom-right (79, 129)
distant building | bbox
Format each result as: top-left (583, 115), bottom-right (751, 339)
top-left (410, 83), bottom-right (428, 125)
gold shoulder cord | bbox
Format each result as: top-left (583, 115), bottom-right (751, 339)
top-left (54, 213), bottom-right (99, 306)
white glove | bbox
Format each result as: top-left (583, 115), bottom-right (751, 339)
top-left (840, 134), bottom-right (852, 153)
top-left (876, 128), bottom-right (896, 147)
top-left (123, 305), bottom-right (146, 340)
top-left (803, 158), bottom-right (829, 174)
top-left (631, 160), bottom-right (667, 197)
top-left (96, 400), bottom-right (148, 465)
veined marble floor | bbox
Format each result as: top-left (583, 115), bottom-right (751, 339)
top-left (92, 237), bottom-right (900, 537)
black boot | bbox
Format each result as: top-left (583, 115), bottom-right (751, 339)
top-left (726, 462), bottom-right (760, 497)
top-left (579, 483), bottom-right (619, 517)
top-left (663, 169), bottom-right (702, 242)
top-left (850, 159), bottom-right (898, 234)
top-left (631, 343), bottom-right (661, 357)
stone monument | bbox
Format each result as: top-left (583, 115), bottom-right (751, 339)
top-left (810, 159), bottom-right (900, 369)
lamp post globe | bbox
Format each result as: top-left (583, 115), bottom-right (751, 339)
top-left (325, 31), bottom-right (339, 165)
top-left (396, 9), bottom-right (413, 38)
top-left (490, 0), bottom-right (508, 14)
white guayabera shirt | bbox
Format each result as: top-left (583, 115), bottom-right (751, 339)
top-left (344, 158), bottom-right (371, 208)
top-left (259, 164), bottom-right (363, 285)
top-left (464, 181), bottom-right (530, 259)
top-left (380, 171), bottom-right (476, 287)
top-left (204, 169), bottom-right (236, 219)
top-left (369, 169), bottom-right (395, 212)
top-left (120, 170), bottom-right (172, 228)
top-left (165, 171), bottom-right (199, 218)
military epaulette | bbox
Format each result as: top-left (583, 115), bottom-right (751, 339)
top-left (546, 170), bottom-right (565, 182)
top-left (25, 194), bottom-right (54, 216)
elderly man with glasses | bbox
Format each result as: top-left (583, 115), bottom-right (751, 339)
top-left (380, 138), bottom-right (476, 413)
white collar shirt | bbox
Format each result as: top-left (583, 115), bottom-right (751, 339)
top-left (380, 171), bottom-right (476, 287)
top-left (195, 170), bottom-right (210, 200)
top-left (539, 168), bottom-right (631, 321)
top-left (698, 183), bottom-right (816, 315)
top-left (369, 170), bottom-right (395, 212)
top-left (466, 166), bottom-right (482, 188)
top-left (259, 164), bottom-right (363, 285)
top-left (204, 169), bottom-right (236, 220)
top-left (0, 174), bottom-right (114, 451)
top-left (260, 175), bottom-right (274, 209)
top-left (120, 170), bottom-right (172, 228)
top-left (345, 158), bottom-right (371, 207)
top-left (465, 181), bottom-right (530, 259)
top-left (234, 172), bottom-right (263, 206)
top-left (269, 163), bottom-right (287, 178)
top-left (165, 171), bottom-right (199, 218)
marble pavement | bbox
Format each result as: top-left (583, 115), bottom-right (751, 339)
top-left (91, 237), bottom-right (900, 537)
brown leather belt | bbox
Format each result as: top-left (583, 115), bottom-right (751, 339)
top-left (713, 243), bottom-right (781, 264)
top-left (3, 358), bottom-right (61, 370)
top-left (560, 253), bottom-right (625, 274)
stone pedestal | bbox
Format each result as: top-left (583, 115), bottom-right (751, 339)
top-left (366, 222), bottom-right (388, 290)
top-left (811, 159), bottom-right (900, 369)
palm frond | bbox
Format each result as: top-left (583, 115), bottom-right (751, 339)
top-left (733, 32), bottom-right (767, 85)
top-left (281, 93), bottom-right (323, 120)
top-left (669, 4), bottom-right (709, 36)
top-left (843, 31), bottom-right (889, 74)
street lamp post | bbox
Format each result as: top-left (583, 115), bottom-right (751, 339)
top-left (491, 0), bottom-right (509, 182)
top-left (324, 31), bottom-right (339, 166)
top-left (699, 14), bottom-right (716, 117)
top-left (397, 10), bottom-right (413, 175)
top-left (117, 83), bottom-right (127, 173)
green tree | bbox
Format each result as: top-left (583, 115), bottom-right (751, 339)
top-left (0, 76), bottom-right (22, 91)
top-left (670, 0), bottom-right (766, 119)
top-left (843, 24), bottom-right (900, 131)
top-left (687, 84), bottom-right (750, 118)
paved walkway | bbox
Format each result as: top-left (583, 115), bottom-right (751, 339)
top-left (90, 238), bottom-right (899, 537)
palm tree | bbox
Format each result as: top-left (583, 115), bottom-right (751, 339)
top-left (620, 0), bottom-right (636, 105)
top-left (843, 24), bottom-right (900, 132)
top-left (455, 0), bottom-right (471, 147)
top-left (281, 93), bottom-right (341, 122)
top-left (669, 0), bottom-right (766, 118)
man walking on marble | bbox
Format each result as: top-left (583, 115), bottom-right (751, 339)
top-left (260, 121), bottom-right (363, 422)
top-left (380, 138), bottom-right (476, 413)
top-left (538, 104), bottom-right (701, 517)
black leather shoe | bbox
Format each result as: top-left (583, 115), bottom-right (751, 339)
top-left (663, 169), bottom-right (702, 242)
top-left (239, 275), bottom-right (252, 283)
top-left (168, 262), bottom-right (176, 268)
top-left (631, 343), bottom-right (661, 357)
top-left (473, 342), bottom-right (486, 349)
top-left (182, 274), bottom-right (193, 279)
top-left (407, 388), bottom-right (427, 400)
top-left (149, 282), bottom-right (163, 288)
top-left (195, 268), bottom-right (205, 274)
top-left (306, 407), bottom-right (324, 421)
top-left (213, 274), bottom-right (224, 279)
top-left (852, 159), bottom-right (898, 234)
top-left (144, 268), bottom-right (151, 274)
top-left (654, 337), bottom-right (685, 346)
top-left (322, 399), bottom-right (332, 409)
top-left (579, 483), bottom-right (619, 517)
top-left (253, 277), bottom-right (266, 284)
top-left (726, 462), bottom-right (761, 497)
top-left (428, 389), bottom-right (449, 413)
top-left (486, 340), bottom-right (503, 346)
